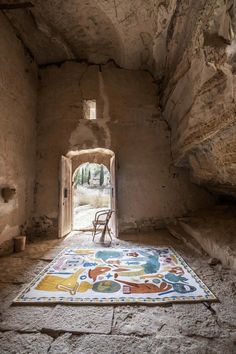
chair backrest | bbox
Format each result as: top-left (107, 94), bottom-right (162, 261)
top-left (94, 209), bottom-right (114, 224)
top-left (105, 210), bottom-right (113, 224)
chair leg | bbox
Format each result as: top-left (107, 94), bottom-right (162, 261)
top-left (92, 224), bottom-right (97, 242)
top-left (100, 225), bottom-right (106, 241)
top-left (107, 227), bottom-right (112, 241)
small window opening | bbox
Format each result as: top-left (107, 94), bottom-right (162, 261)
top-left (83, 100), bottom-right (96, 120)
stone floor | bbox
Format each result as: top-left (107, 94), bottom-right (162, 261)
top-left (0, 230), bottom-right (235, 354)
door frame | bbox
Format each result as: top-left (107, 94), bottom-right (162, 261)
top-left (110, 154), bottom-right (118, 237)
top-left (58, 156), bottom-right (72, 238)
top-left (59, 148), bottom-right (118, 238)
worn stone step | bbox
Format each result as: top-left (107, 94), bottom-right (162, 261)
top-left (178, 218), bottom-right (236, 271)
top-left (166, 221), bottom-right (206, 256)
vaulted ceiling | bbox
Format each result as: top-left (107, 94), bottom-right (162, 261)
top-left (5, 0), bottom-right (234, 79)
top-left (4, 0), bottom-right (175, 71)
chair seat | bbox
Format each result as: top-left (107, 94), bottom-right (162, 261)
top-left (93, 220), bottom-right (106, 225)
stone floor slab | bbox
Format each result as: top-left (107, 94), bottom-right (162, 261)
top-left (0, 283), bottom-right (26, 314)
top-left (49, 333), bottom-right (158, 354)
top-left (0, 306), bottom-right (54, 332)
top-left (154, 335), bottom-right (236, 354)
top-left (0, 331), bottom-right (53, 354)
top-left (43, 305), bottom-right (114, 334)
top-left (0, 257), bottom-right (49, 284)
top-left (113, 306), bottom-right (162, 336)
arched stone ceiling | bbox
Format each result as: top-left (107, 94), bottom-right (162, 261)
top-left (3, 1), bottom-right (236, 76)
top-left (4, 0), bottom-right (123, 66)
top-left (4, 0), bottom-right (177, 76)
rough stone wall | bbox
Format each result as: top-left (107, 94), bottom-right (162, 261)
top-left (0, 13), bottom-right (38, 252)
top-left (35, 62), bottom-right (214, 234)
top-left (162, 0), bottom-right (236, 198)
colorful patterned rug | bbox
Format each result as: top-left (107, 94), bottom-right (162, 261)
top-left (14, 247), bottom-right (216, 304)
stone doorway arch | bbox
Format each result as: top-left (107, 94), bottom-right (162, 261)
top-left (58, 148), bottom-right (117, 238)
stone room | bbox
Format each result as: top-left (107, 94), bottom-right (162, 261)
top-left (0, 0), bottom-right (235, 353)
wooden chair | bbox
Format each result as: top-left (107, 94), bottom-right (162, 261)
top-left (92, 209), bottom-right (114, 242)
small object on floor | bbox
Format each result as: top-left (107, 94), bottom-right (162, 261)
top-left (13, 236), bottom-right (26, 252)
top-left (13, 247), bottom-right (217, 305)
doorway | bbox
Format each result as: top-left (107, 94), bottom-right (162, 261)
top-left (58, 148), bottom-right (117, 238)
top-left (72, 162), bottom-right (111, 230)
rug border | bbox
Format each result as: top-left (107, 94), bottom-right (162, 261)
top-left (12, 246), bottom-right (218, 305)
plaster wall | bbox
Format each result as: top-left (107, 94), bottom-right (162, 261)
top-left (35, 62), bottom-right (214, 234)
top-left (0, 13), bottom-right (38, 251)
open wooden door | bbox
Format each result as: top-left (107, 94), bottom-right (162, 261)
top-left (110, 155), bottom-right (117, 237)
top-left (59, 156), bottom-right (72, 238)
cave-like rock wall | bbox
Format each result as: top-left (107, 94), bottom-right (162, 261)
top-left (162, 0), bottom-right (236, 198)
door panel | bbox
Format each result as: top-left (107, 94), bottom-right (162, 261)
top-left (110, 155), bottom-right (117, 237)
top-left (59, 156), bottom-right (72, 238)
